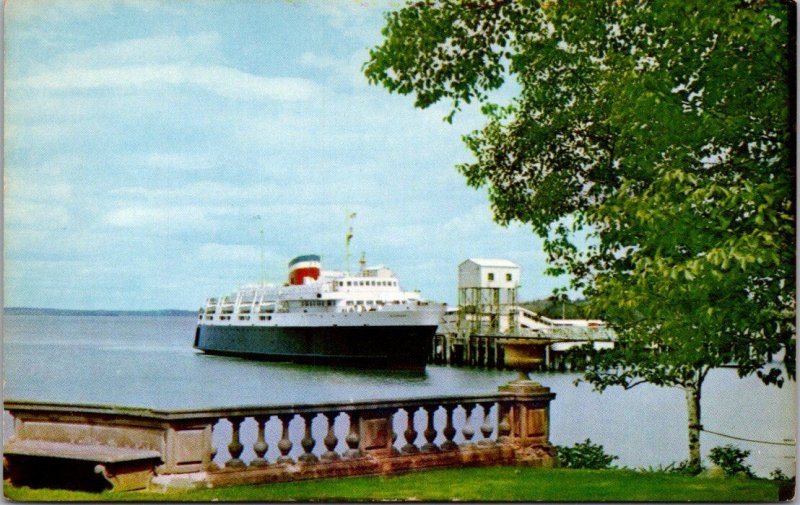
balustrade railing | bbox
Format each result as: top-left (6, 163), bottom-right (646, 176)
top-left (203, 398), bottom-right (507, 468)
top-left (4, 382), bottom-right (555, 489)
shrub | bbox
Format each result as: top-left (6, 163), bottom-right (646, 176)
top-left (708, 445), bottom-right (753, 478)
top-left (556, 439), bottom-right (618, 469)
top-left (770, 468), bottom-right (793, 481)
top-left (638, 459), bottom-right (702, 476)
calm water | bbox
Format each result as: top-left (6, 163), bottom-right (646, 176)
top-left (3, 314), bottom-right (796, 476)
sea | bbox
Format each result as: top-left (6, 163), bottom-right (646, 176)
top-left (3, 314), bottom-right (796, 477)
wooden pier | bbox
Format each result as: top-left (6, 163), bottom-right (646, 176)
top-left (429, 306), bottom-right (616, 371)
top-left (428, 333), bottom-right (574, 371)
top-left (430, 334), bottom-right (506, 369)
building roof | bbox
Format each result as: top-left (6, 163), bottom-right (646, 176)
top-left (459, 258), bottom-right (519, 268)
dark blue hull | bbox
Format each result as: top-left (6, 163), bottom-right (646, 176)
top-left (193, 324), bottom-right (435, 370)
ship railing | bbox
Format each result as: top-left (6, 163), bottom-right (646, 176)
top-left (3, 384), bottom-right (556, 489)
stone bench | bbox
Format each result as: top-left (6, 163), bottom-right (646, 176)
top-left (4, 439), bottom-right (163, 491)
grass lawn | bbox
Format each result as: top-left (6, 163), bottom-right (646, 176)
top-left (4, 466), bottom-right (785, 502)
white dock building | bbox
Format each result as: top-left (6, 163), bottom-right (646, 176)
top-left (432, 258), bottom-right (615, 369)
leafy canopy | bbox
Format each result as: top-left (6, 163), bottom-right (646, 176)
top-left (365, 0), bottom-right (795, 388)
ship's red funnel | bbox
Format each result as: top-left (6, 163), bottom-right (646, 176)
top-left (288, 254), bottom-right (321, 285)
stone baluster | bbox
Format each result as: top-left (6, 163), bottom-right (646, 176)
top-left (321, 412), bottom-right (339, 462)
top-left (226, 416), bottom-right (246, 468)
top-left (298, 413), bottom-right (319, 463)
top-left (276, 414), bottom-right (294, 464)
top-left (343, 411), bottom-right (362, 459)
top-left (391, 430), bottom-right (399, 455)
top-left (420, 405), bottom-right (439, 452)
top-left (460, 403), bottom-right (477, 448)
top-left (478, 402), bottom-right (496, 447)
top-left (251, 415), bottom-right (270, 466)
top-left (401, 407), bottom-right (419, 454)
top-left (497, 403), bottom-right (512, 444)
top-left (440, 405), bottom-right (458, 451)
top-left (210, 444), bottom-right (218, 465)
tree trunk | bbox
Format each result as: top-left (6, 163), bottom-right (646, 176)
top-left (685, 383), bottom-right (702, 471)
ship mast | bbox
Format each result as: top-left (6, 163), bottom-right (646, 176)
top-left (345, 210), bottom-right (356, 274)
top-left (255, 214), bottom-right (266, 285)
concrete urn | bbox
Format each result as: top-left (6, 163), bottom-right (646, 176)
top-left (500, 339), bottom-right (548, 383)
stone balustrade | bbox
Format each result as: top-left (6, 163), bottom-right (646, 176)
top-left (3, 379), bottom-right (556, 490)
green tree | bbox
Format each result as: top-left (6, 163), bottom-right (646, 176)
top-left (365, 0), bottom-right (795, 470)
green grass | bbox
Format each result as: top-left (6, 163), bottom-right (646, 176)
top-left (4, 466), bottom-right (784, 502)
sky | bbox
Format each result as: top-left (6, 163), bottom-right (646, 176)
top-left (4, 0), bottom-right (570, 310)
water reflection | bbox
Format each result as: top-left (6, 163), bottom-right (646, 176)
top-left (194, 353), bottom-right (430, 382)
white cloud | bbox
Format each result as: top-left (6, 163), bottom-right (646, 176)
top-left (56, 32), bottom-right (224, 68)
top-left (310, 1), bottom-right (390, 44)
top-left (195, 243), bottom-right (263, 263)
top-left (141, 153), bottom-right (214, 171)
top-left (110, 181), bottom-right (276, 203)
top-left (300, 49), bottom-right (373, 89)
top-left (4, 178), bottom-right (74, 230)
top-left (102, 206), bottom-right (208, 228)
top-left (4, 201), bottom-right (71, 228)
top-left (14, 64), bottom-right (321, 101)
top-left (311, 2), bottom-right (383, 22)
top-left (6, 0), bottom-right (112, 22)
top-left (300, 51), bottom-right (339, 70)
top-left (5, 178), bottom-right (73, 202)
top-left (441, 205), bottom-right (497, 235)
top-left (6, 0), bottom-right (188, 23)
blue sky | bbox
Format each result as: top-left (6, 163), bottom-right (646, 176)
top-left (4, 0), bottom-right (569, 310)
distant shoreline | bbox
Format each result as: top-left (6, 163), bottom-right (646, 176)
top-left (3, 307), bottom-right (196, 317)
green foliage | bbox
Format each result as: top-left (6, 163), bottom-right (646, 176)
top-left (769, 468), bottom-right (793, 481)
top-left (709, 445), bottom-right (754, 478)
top-left (365, 0), bottom-right (795, 468)
top-left (637, 459), bottom-right (703, 476)
top-left (520, 296), bottom-right (592, 319)
top-left (556, 439), bottom-right (619, 469)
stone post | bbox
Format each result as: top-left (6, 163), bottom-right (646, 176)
top-left (498, 340), bottom-right (557, 467)
top-left (358, 409), bottom-right (395, 457)
top-left (162, 420), bottom-right (216, 473)
top-left (499, 380), bottom-right (555, 457)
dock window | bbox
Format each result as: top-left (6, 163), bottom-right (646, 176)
top-left (487, 273), bottom-right (494, 281)
top-left (506, 273), bottom-right (512, 281)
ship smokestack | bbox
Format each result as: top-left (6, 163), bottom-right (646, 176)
top-left (288, 255), bottom-right (321, 285)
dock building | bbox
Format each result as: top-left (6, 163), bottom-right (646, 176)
top-left (431, 258), bottom-right (615, 369)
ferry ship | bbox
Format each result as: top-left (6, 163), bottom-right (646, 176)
top-left (193, 254), bottom-right (445, 370)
